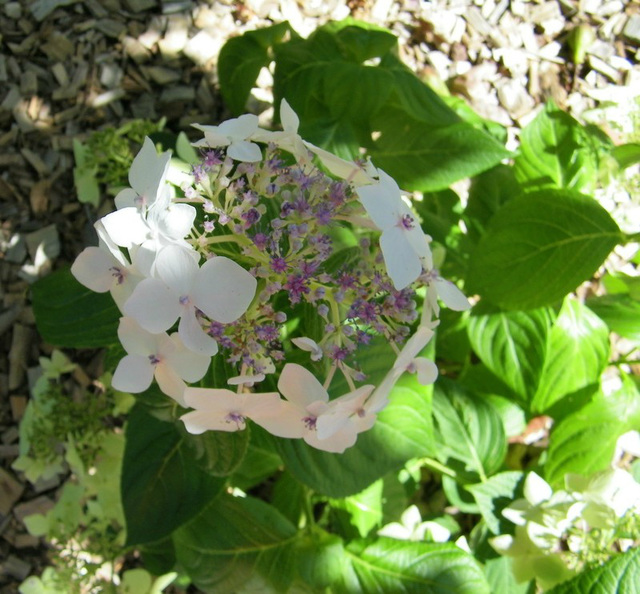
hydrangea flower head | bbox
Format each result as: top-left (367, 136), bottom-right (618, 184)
top-left (72, 101), bottom-right (469, 453)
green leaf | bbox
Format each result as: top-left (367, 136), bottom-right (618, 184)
top-left (369, 110), bottom-right (510, 192)
top-left (271, 471), bottom-right (306, 526)
top-left (330, 479), bottom-right (384, 538)
top-left (122, 406), bottom-right (225, 546)
top-left (296, 530), bottom-right (346, 590)
top-left (532, 298), bottom-right (609, 417)
top-left (174, 494), bottom-right (299, 593)
top-left (218, 22), bottom-right (292, 115)
top-left (586, 294), bottom-right (640, 342)
top-left (464, 164), bottom-right (521, 243)
top-left (466, 471), bottom-right (524, 534)
top-left (32, 267), bottom-right (119, 348)
top-left (545, 375), bottom-right (640, 487)
top-left (484, 557), bottom-right (532, 594)
top-left (515, 101), bottom-right (599, 193)
top-left (186, 426), bottom-right (249, 477)
top-left (547, 547), bottom-right (640, 594)
top-left (467, 305), bottom-right (554, 404)
top-left (230, 425), bottom-right (282, 491)
top-left (322, 19), bottom-right (398, 63)
top-left (611, 142), bottom-right (640, 169)
top-left (467, 189), bottom-right (622, 310)
top-left (432, 379), bottom-right (506, 481)
top-left (338, 539), bottom-right (490, 593)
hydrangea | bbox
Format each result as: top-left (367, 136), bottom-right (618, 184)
top-left (71, 100), bottom-right (469, 453)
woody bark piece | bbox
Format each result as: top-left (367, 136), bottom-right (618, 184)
top-left (0, 555), bottom-right (31, 581)
top-left (0, 467), bottom-right (24, 515)
top-left (13, 496), bottom-right (55, 523)
top-left (9, 324), bottom-right (31, 391)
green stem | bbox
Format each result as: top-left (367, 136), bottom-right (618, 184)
top-left (623, 232), bottom-right (640, 244)
top-left (420, 457), bottom-right (458, 479)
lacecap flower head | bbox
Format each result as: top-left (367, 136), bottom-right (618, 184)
top-left (71, 98), bottom-right (469, 453)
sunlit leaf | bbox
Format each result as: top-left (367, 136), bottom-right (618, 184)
top-left (467, 189), bottom-right (622, 310)
top-left (532, 298), bottom-right (609, 418)
top-left (338, 539), bottom-right (490, 593)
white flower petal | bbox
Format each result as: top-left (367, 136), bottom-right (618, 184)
top-left (394, 326), bottom-right (434, 371)
top-left (280, 98), bottom-right (299, 133)
top-left (112, 354), bottom-right (154, 393)
top-left (155, 245), bottom-right (199, 296)
top-left (114, 188), bottom-right (138, 210)
top-left (71, 247), bottom-right (120, 293)
top-left (250, 400), bottom-right (306, 438)
top-left (380, 227), bottom-right (423, 290)
top-left (154, 203), bottom-right (197, 241)
top-left (192, 257), bottom-right (256, 324)
top-left (304, 141), bottom-right (375, 186)
top-left (227, 140), bottom-right (262, 163)
top-left (433, 278), bottom-right (471, 311)
top-left (277, 363), bottom-right (328, 407)
top-left (413, 358), bottom-right (439, 385)
top-left (165, 334), bottom-right (211, 382)
top-left (117, 317), bottom-right (157, 355)
top-left (154, 364), bottom-right (187, 406)
top-left (219, 114), bottom-right (259, 139)
top-left (101, 207), bottom-right (150, 248)
top-left (124, 277), bottom-right (180, 333)
top-left (356, 171), bottom-right (401, 229)
top-left (178, 307), bottom-right (219, 356)
top-left (291, 337), bottom-right (323, 361)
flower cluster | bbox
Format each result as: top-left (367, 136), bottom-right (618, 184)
top-left (72, 100), bottom-right (470, 453)
top-left (491, 469), bottom-right (640, 591)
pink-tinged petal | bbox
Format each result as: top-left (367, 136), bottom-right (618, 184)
top-left (306, 425), bottom-right (358, 453)
top-left (181, 409), bottom-right (245, 434)
top-left (304, 142), bottom-right (375, 186)
top-left (316, 385), bottom-right (375, 440)
top-left (184, 387), bottom-right (234, 410)
top-left (218, 114), bottom-right (259, 139)
top-left (112, 354), bottom-right (154, 393)
top-left (394, 326), bottom-right (434, 371)
top-left (227, 374), bottom-right (265, 386)
top-left (101, 208), bottom-right (150, 248)
top-left (278, 363), bottom-right (328, 407)
top-left (154, 364), bottom-right (187, 406)
top-left (291, 337), bottom-right (323, 361)
top-left (154, 203), bottom-right (197, 241)
top-left (155, 245), bottom-right (199, 296)
top-left (165, 334), bottom-right (210, 382)
top-left (413, 358), bottom-right (439, 385)
top-left (240, 392), bottom-right (282, 420)
top-left (114, 188), bottom-right (138, 210)
top-left (280, 98), bottom-right (299, 133)
top-left (178, 307), bottom-right (219, 356)
top-left (117, 317), bottom-right (158, 355)
top-left (227, 140), bottom-right (262, 163)
top-left (434, 278), bottom-right (471, 311)
top-left (124, 277), bottom-right (180, 333)
top-left (192, 257), bottom-right (256, 324)
top-left (71, 247), bottom-right (119, 292)
top-left (380, 227), bottom-right (422, 290)
top-left (249, 400), bottom-right (306, 438)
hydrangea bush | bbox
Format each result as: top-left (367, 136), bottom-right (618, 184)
top-left (23, 18), bottom-right (640, 594)
top-left (71, 100), bottom-right (469, 454)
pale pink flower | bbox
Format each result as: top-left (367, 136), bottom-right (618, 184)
top-left (180, 388), bottom-right (282, 434)
top-left (356, 169), bottom-right (432, 290)
top-left (112, 317), bottom-right (210, 406)
top-left (123, 245), bottom-right (257, 356)
top-left (193, 114), bottom-right (262, 162)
